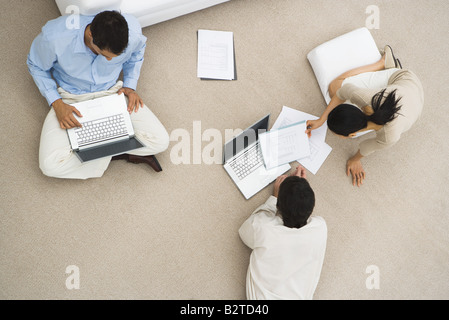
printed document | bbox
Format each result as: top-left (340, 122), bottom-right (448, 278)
top-left (197, 29), bottom-right (235, 80)
top-left (272, 106), bottom-right (332, 174)
top-left (259, 121), bottom-right (311, 170)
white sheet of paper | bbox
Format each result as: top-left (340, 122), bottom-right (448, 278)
top-left (259, 121), bottom-right (311, 170)
top-left (271, 106), bottom-right (332, 174)
top-left (197, 29), bottom-right (235, 80)
top-left (272, 106), bottom-right (327, 143)
top-left (298, 141), bottom-right (332, 175)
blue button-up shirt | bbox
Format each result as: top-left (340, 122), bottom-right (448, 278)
top-left (27, 14), bottom-right (147, 106)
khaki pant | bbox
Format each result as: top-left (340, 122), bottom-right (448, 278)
top-left (39, 81), bottom-right (169, 179)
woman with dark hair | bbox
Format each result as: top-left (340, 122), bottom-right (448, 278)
top-left (306, 46), bottom-right (424, 187)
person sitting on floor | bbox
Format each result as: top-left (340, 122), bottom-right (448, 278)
top-left (239, 165), bottom-right (327, 300)
top-left (306, 46), bottom-right (424, 186)
top-left (27, 10), bottom-right (169, 179)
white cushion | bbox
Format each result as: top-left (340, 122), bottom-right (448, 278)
top-left (121, 0), bottom-right (194, 17)
top-left (307, 27), bottom-right (381, 104)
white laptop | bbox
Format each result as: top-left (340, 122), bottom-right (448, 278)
top-left (66, 94), bottom-right (145, 162)
top-left (223, 114), bottom-right (291, 199)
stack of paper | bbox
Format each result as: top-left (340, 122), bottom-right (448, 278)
top-left (259, 121), bottom-right (311, 170)
top-left (197, 29), bottom-right (236, 80)
top-left (271, 106), bottom-right (332, 175)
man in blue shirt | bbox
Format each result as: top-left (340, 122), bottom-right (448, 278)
top-left (28, 11), bottom-right (169, 179)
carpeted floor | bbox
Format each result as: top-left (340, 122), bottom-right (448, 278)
top-left (1, 0), bottom-right (448, 300)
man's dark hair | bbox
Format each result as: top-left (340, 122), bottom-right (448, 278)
top-left (276, 176), bottom-right (315, 229)
top-left (90, 11), bottom-right (129, 55)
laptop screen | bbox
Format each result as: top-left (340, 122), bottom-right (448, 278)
top-left (223, 114), bottom-right (270, 163)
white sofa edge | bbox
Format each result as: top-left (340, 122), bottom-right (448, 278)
top-left (55, 0), bottom-right (230, 28)
top-left (134, 0), bottom-right (230, 28)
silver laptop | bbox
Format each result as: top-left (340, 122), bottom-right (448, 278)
top-left (223, 114), bottom-right (291, 199)
top-left (66, 94), bottom-right (145, 162)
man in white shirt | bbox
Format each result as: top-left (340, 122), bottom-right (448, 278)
top-left (239, 165), bottom-right (327, 300)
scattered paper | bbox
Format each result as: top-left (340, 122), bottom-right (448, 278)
top-left (298, 139), bottom-right (332, 175)
top-left (259, 121), bottom-right (310, 170)
top-left (271, 106), bottom-right (332, 174)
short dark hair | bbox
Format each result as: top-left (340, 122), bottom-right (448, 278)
top-left (90, 11), bottom-right (129, 55)
top-left (327, 89), bottom-right (402, 137)
top-left (276, 176), bottom-right (315, 229)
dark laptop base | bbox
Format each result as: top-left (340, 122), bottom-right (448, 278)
top-left (75, 137), bottom-right (145, 162)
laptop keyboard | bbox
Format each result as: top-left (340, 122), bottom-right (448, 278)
top-left (229, 144), bottom-right (263, 180)
top-left (74, 114), bottom-right (127, 146)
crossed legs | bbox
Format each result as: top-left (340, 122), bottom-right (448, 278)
top-left (39, 83), bottom-right (169, 179)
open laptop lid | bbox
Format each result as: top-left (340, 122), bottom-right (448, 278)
top-left (223, 114), bottom-right (270, 163)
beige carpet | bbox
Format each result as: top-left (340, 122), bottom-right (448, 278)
top-left (1, 0), bottom-right (448, 300)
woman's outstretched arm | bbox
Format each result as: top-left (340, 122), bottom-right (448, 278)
top-left (306, 56), bottom-right (386, 137)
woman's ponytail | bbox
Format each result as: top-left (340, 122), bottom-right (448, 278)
top-left (368, 89), bottom-right (402, 125)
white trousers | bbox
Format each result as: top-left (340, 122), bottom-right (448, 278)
top-left (39, 81), bottom-right (169, 179)
top-left (342, 68), bottom-right (399, 89)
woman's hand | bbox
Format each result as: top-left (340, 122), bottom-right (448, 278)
top-left (346, 151), bottom-right (366, 187)
top-left (118, 87), bottom-right (144, 113)
top-left (305, 118), bottom-right (325, 138)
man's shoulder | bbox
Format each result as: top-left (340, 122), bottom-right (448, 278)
top-left (122, 13), bottom-right (142, 34)
top-left (41, 15), bottom-right (92, 41)
top-left (41, 15), bottom-right (66, 34)
top-left (307, 216), bottom-right (327, 228)
top-left (304, 216), bottom-right (328, 238)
